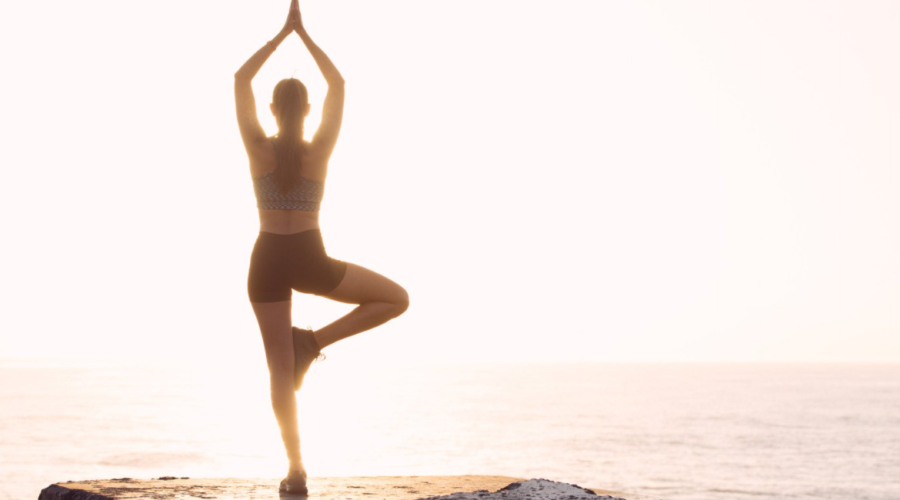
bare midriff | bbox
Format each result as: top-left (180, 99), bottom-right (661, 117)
top-left (258, 209), bottom-right (320, 235)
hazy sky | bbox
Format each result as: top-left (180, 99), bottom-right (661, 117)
top-left (1, 0), bottom-right (897, 364)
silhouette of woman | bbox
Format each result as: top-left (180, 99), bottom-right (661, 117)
top-left (235, 0), bottom-right (409, 494)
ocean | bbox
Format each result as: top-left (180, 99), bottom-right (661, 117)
top-left (0, 360), bottom-right (897, 500)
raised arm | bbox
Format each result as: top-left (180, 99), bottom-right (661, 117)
top-left (234, 3), bottom-right (298, 154)
top-left (295, 16), bottom-right (344, 85)
top-left (295, 11), bottom-right (345, 160)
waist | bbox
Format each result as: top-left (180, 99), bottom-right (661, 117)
top-left (258, 209), bottom-right (320, 235)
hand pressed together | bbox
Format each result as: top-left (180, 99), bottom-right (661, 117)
top-left (280, 0), bottom-right (305, 36)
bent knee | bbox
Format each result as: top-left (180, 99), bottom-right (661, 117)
top-left (391, 287), bottom-right (410, 317)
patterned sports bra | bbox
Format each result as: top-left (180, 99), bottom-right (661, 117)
top-left (252, 140), bottom-right (324, 211)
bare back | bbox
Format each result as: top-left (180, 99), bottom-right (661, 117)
top-left (248, 139), bottom-right (330, 234)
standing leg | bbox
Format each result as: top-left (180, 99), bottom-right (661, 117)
top-left (250, 299), bottom-right (306, 476)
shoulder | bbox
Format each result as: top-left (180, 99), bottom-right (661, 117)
top-left (307, 138), bottom-right (337, 165)
top-left (247, 137), bottom-right (277, 178)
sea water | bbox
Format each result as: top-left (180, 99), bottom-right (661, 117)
top-left (0, 360), bottom-right (897, 500)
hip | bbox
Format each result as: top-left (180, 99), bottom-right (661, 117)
top-left (251, 228), bottom-right (331, 259)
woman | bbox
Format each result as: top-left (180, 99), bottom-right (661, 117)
top-left (234, 0), bottom-right (410, 494)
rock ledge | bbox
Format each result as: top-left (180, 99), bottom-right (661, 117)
top-left (38, 475), bottom-right (651, 500)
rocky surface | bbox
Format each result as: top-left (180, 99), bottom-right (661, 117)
top-left (416, 478), bottom-right (627, 500)
top-left (38, 475), bottom-right (651, 500)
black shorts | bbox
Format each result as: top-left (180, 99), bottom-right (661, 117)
top-left (248, 229), bottom-right (348, 302)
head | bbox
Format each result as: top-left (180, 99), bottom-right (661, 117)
top-left (270, 78), bottom-right (311, 139)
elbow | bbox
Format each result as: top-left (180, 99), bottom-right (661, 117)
top-left (234, 71), bottom-right (252, 84)
top-left (328, 76), bottom-right (345, 87)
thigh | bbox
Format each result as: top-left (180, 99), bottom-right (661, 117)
top-left (251, 300), bottom-right (294, 375)
top-left (248, 232), bottom-right (293, 303)
top-left (318, 262), bottom-right (407, 306)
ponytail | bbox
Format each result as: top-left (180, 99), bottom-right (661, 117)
top-left (272, 78), bottom-right (309, 195)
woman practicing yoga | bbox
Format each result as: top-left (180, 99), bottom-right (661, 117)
top-left (235, 0), bottom-right (410, 494)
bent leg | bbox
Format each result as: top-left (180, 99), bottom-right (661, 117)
top-left (250, 300), bottom-right (305, 474)
top-left (313, 262), bottom-right (409, 349)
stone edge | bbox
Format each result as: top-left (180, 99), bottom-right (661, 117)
top-left (39, 484), bottom-right (116, 500)
top-left (37, 477), bottom-right (649, 500)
